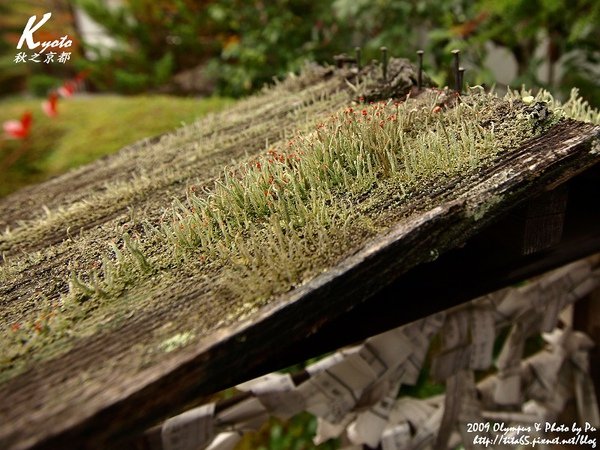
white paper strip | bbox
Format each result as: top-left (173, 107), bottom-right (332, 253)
top-left (469, 307), bottom-right (495, 370)
top-left (161, 403), bottom-right (215, 450)
top-left (365, 328), bottom-right (413, 376)
top-left (381, 423), bottom-right (411, 450)
top-left (308, 370), bottom-right (359, 423)
top-left (494, 289), bottom-right (526, 323)
top-left (389, 397), bottom-right (437, 430)
top-left (409, 405), bottom-right (444, 450)
top-left (571, 275), bottom-right (600, 302)
top-left (441, 312), bottom-right (469, 349)
top-left (238, 372), bottom-right (302, 420)
top-left (205, 431), bottom-right (242, 450)
top-left (401, 329), bottom-right (431, 385)
top-left (298, 372), bottom-right (356, 424)
top-left (540, 296), bottom-right (561, 332)
top-left (435, 372), bottom-right (463, 450)
top-left (355, 378), bottom-right (391, 410)
top-left (337, 347), bottom-right (381, 391)
top-left (306, 351), bottom-right (346, 375)
top-left (494, 365), bottom-right (522, 406)
top-left (421, 312), bottom-right (446, 338)
top-left (216, 397), bottom-right (268, 432)
top-left (526, 349), bottom-right (563, 401)
top-left (457, 372), bottom-right (484, 450)
top-left (236, 373), bottom-right (292, 393)
top-left (347, 382), bottom-right (400, 447)
top-left (313, 416), bottom-right (354, 445)
top-left (431, 344), bottom-right (471, 381)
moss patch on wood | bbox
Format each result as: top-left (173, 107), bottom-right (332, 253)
top-left (1, 61), bottom-right (598, 384)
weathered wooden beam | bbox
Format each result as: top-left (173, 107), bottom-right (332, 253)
top-left (275, 164), bottom-right (600, 366)
top-left (0, 120), bottom-right (597, 450)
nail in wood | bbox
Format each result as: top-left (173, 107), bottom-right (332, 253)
top-left (416, 50), bottom-right (424, 90)
top-left (451, 49), bottom-right (460, 92)
top-left (380, 46), bottom-right (388, 82)
top-left (355, 46), bottom-right (362, 70)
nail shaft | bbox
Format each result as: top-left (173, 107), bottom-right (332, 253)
top-left (355, 46), bottom-right (362, 70)
top-left (451, 49), bottom-right (460, 92)
top-left (458, 66), bottom-right (465, 94)
top-left (381, 46), bottom-right (388, 82)
top-left (416, 50), bottom-right (424, 90)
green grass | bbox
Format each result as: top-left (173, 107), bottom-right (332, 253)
top-left (0, 95), bottom-right (233, 197)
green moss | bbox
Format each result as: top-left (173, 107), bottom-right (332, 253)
top-left (1, 69), bottom-right (597, 383)
top-left (61, 89), bottom-right (555, 308)
top-left (0, 68), bottom-right (352, 378)
top-left (159, 332), bottom-right (195, 353)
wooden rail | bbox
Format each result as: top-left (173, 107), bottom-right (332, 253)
top-left (0, 118), bottom-right (597, 450)
top-left (0, 55), bottom-right (599, 449)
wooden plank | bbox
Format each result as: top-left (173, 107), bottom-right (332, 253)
top-left (126, 193), bottom-right (600, 449)
top-left (0, 119), bottom-right (598, 450)
top-left (265, 164), bottom-right (600, 364)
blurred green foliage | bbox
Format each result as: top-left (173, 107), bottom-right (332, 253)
top-left (238, 413), bottom-right (339, 450)
top-left (27, 73), bottom-right (62, 96)
top-left (72, 0), bottom-right (599, 104)
top-left (1, 1), bottom-right (597, 103)
top-left (73, 0), bottom-right (221, 93)
top-left (202, 0), bottom-right (348, 96)
top-left (74, 0), bottom-right (349, 96)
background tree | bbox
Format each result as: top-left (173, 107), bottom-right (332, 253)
top-left (2, 0), bottom-right (599, 102)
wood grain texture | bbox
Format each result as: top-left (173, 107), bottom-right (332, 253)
top-left (0, 118), bottom-right (598, 450)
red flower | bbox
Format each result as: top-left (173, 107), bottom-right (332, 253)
top-left (74, 70), bottom-right (90, 82)
top-left (58, 81), bottom-right (76, 97)
top-left (42, 92), bottom-right (59, 117)
top-left (3, 111), bottom-right (32, 139)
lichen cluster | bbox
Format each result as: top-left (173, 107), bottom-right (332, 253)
top-left (1, 66), bottom-right (598, 381)
top-left (57, 88), bottom-right (561, 306)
